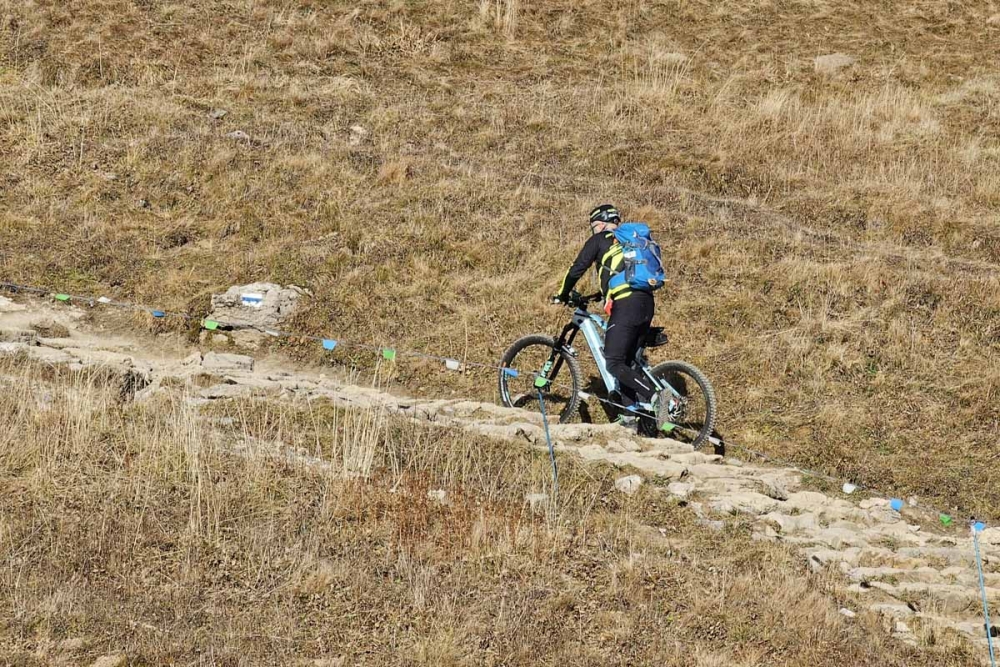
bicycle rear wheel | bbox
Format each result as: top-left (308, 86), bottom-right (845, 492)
top-left (498, 334), bottom-right (581, 423)
top-left (646, 361), bottom-right (717, 449)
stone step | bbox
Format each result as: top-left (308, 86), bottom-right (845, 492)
top-left (895, 546), bottom-right (976, 568)
top-left (847, 566), bottom-right (945, 585)
top-left (866, 580), bottom-right (1000, 614)
top-left (914, 612), bottom-right (992, 639)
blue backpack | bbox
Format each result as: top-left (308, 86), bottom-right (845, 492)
top-left (608, 223), bottom-right (665, 292)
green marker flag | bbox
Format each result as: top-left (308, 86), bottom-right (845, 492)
top-left (382, 348), bottom-right (396, 361)
top-left (939, 514), bottom-right (953, 526)
top-left (203, 319), bottom-right (219, 331)
top-left (54, 294), bottom-right (70, 302)
top-left (534, 376), bottom-right (549, 389)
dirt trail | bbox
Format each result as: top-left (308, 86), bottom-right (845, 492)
top-left (1, 294), bottom-right (997, 659)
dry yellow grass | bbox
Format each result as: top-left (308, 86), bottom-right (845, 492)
top-left (2, 2), bottom-right (1000, 531)
top-left (0, 358), bottom-right (979, 664)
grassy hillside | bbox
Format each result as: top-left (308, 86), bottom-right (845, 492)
top-left (3, 1), bottom-right (1000, 516)
top-left (0, 358), bottom-right (978, 665)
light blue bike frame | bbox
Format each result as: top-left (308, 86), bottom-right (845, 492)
top-left (568, 308), bottom-right (680, 405)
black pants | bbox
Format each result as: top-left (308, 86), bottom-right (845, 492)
top-left (605, 291), bottom-right (655, 405)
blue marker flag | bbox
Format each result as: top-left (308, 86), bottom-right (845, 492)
top-left (502, 368), bottom-right (519, 378)
top-left (975, 522), bottom-right (986, 533)
top-left (151, 310), bottom-right (166, 318)
top-left (322, 339), bottom-right (337, 351)
top-left (890, 498), bottom-right (904, 512)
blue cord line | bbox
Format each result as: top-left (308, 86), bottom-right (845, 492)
top-left (536, 390), bottom-right (558, 506)
top-left (973, 527), bottom-right (998, 667)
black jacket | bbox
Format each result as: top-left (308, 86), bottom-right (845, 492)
top-left (557, 231), bottom-right (634, 302)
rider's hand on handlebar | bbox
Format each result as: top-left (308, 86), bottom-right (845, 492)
top-left (550, 294), bottom-right (566, 306)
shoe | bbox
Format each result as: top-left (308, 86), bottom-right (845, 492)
top-left (614, 413), bottom-right (639, 434)
top-left (652, 391), bottom-right (675, 433)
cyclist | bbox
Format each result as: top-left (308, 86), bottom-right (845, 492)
top-left (552, 204), bottom-right (664, 431)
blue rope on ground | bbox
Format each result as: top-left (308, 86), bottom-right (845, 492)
top-left (536, 390), bottom-right (558, 507)
top-left (973, 524), bottom-right (998, 667)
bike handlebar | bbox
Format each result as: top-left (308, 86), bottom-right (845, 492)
top-left (564, 291), bottom-right (603, 309)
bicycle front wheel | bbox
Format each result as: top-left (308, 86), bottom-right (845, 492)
top-left (498, 334), bottom-right (581, 423)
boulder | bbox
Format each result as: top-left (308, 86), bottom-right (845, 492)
top-left (614, 475), bottom-right (643, 495)
top-left (206, 283), bottom-right (309, 347)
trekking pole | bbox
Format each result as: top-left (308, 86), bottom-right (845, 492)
top-left (536, 390), bottom-right (558, 511)
top-left (972, 521), bottom-right (998, 667)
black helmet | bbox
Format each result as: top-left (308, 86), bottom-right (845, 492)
top-left (589, 204), bottom-right (621, 226)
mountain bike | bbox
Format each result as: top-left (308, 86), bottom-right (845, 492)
top-left (497, 291), bottom-right (717, 449)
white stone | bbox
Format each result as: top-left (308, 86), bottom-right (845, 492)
top-left (758, 478), bottom-right (789, 501)
top-left (91, 656), bottom-right (126, 667)
top-left (427, 489), bottom-right (447, 504)
top-left (808, 554), bottom-right (826, 573)
top-left (786, 491), bottom-right (831, 512)
top-left (207, 283), bottom-right (308, 340)
top-left (614, 475), bottom-right (643, 495)
top-left (608, 452), bottom-right (688, 481)
top-left (0, 296), bottom-right (26, 312)
top-left (671, 452), bottom-right (723, 465)
top-left (871, 603), bottom-right (915, 619)
top-left (814, 53), bottom-right (855, 74)
top-left (577, 444), bottom-right (607, 461)
top-left (666, 482), bottom-right (693, 499)
top-left (608, 439), bottom-right (641, 453)
top-left (710, 492), bottom-right (780, 516)
top-left (25, 346), bottom-right (75, 363)
top-left (761, 512), bottom-right (819, 534)
top-left (202, 352), bottom-right (254, 373)
top-left (199, 384), bottom-right (257, 399)
top-left (63, 348), bottom-right (135, 369)
top-left (978, 527), bottom-right (1000, 546)
top-left (839, 608), bottom-right (856, 618)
